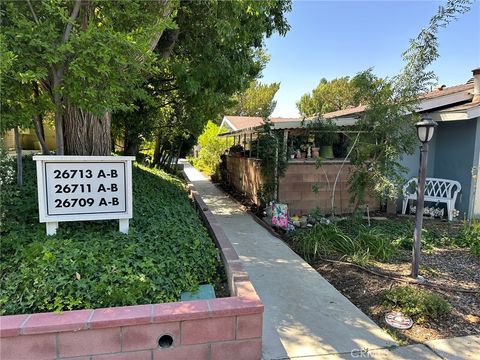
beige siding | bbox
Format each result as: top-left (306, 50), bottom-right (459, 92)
top-left (2, 126), bottom-right (56, 150)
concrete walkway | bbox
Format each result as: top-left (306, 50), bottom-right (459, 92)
top-left (182, 162), bottom-right (397, 359)
top-left (181, 161), bottom-right (478, 359)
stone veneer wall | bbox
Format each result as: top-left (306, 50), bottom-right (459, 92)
top-left (0, 183), bottom-right (263, 360)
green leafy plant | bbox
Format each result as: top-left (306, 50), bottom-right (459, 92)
top-left (0, 158), bottom-right (223, 315)
top-left (0, 140), bottom-right (19, 229)
top-left (295, 215), bottom-right (479, 266)
top-left (294, 218), bottom-right (409, 265)
top-left (356, 228), bottom-right (397, 261)
top-left (384, 286), bottom-right (451, 322)
top-left (256, 122), bottom-right (289, 207)
top-left (308, 119), bottom-right (339, 146)
top-left (340, 218), bottom-right (414, 250)
top-left (454, 219), bottom-right (480, 256)
top-left (191, 121), bottom-right (232, 176)
top-left (308, 207), bottom-right (325, 223)
top-left (293, 224), bottom-right (350, 261)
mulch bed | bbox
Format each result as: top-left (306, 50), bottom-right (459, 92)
top-left (314, 249), bottom-right (480, 344)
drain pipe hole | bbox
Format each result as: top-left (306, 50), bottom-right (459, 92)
top-left (158, 334), bottom-right (174, 348)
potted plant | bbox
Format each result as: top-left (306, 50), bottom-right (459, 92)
top-left (288, 145), bottom-right (296, 159)
top-left (314, 119), bottom-right (339, 159)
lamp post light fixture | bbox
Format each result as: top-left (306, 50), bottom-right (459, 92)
top-left (411, 116), bottom-right (438, 279)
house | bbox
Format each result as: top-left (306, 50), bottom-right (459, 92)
top-left (220, 116), bottom-right (265, 132)
top-left (218, 115), bottom-right (380, 215)
top-left (2, 126), bottom-right (56, 152)
top-left (400, 70), bottom-right (480, 219)
top-left (218, 68), bottom-right (480, 219)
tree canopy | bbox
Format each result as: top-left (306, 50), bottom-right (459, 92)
top-left (191, 121), bottom-right (232, 176)
top-left (296, 77), bottom-right (359, 117)
top-left (227, 80), bottom-right (280, 117)
top-left (1, 0), bottom-right (177, 154)
top-left (113, 0), bottom-right (291, 165)
top-left (1, 0), bottom-right (292, 157)
top-left (347, 0), bottom-right (473, 206)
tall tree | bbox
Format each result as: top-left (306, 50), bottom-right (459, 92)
top-left (0, 33), bottom-right (52, 184)
top-left (347, 70), bottom-right (418, 206)
top-left (297, 77), bottom-right (359, 117)
top-left (228, 80), bottom-right (280, 117)
top-left (348, 0), bottom-right (473, 206)
top-left (115, 0), bottom-right (292, 164)
top-left (1, 0), bottom-right (176, 155)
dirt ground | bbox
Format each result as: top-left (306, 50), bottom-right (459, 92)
top-left (314, 248), bottom-right (480, 344)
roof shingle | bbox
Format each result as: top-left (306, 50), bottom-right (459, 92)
top-left (420, 82), bottom-right (473, 100)
top-left (223, 116), bottom-right (265, 131)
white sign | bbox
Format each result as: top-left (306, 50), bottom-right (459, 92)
top-left (33, 156), bottom-right (135, 235)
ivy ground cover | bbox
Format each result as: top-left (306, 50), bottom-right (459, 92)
top-left (0, 158), bottom-right (222, 315)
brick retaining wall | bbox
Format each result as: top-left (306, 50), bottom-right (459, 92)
top-left (225, 156), bottom-right (262, 204)
top-left (279, 161), bottom-right (379, 215)
top-left (0, 182), bottom-right (263, 360)
top-left (224, 156), bottom-right (379, 215)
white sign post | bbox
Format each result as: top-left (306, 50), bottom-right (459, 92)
top-left (33, 156), bottom-right (135, 235)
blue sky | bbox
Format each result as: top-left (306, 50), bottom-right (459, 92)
top-left (261, 0), bottom-right (480, 117)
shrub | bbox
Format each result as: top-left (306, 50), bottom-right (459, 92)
top-left (293, 224), bottom-right (355, 261)
top-left (383, 286), bottom-right (451, 321)
top-left (295, 217), bottom-right (480, 264)
top-left (0, 140), bottom-right (18, 229)
top-left (356, 227), bottom-right (397, 261)
top-left (294, 221), bottom-right (398, 264)
top-left (340, 218), bottom-right (414, 250)
top-left (0, 159), bottom-right (222, 315)
top-left (191, 121), bottom-right (232, 176)
top-left (454, 220), bottom-right (480, 256)
top-left (0, 139), bottom-right (15, 185)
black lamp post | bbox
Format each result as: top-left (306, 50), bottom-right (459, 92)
top-left (411, 116), bottom-right (438, 279)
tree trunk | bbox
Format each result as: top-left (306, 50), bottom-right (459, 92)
top-left (174, 140), bottom-right (183, 166)
top-left (31, 82), bottom-right (50, 155)
top-left (14, 127), bottom-right (23, 187)
top-left (63, 104), bottom-right (111, 155)
top-left (123, 122), bottom-right (140, 157)
top-left (32, 115), bottom-right (50, 155)
top-left (153, 132), bottom-right (164, 164)
top-left (52, 68), bottom-right (66, 155)
top-left (124, 140), bottom-right (139, 157)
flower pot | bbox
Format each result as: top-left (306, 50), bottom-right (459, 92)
top-left (312, 147), bottom-right (320, 158)
top-left (320, 145), bottom-right (334, 159)
top-left (300, 152), bottom-right (306, 159)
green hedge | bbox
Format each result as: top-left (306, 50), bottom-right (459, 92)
top-left (0, 158), bottom-right (221, 315)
